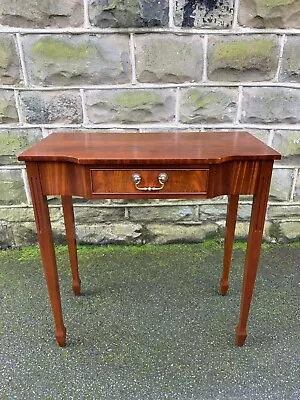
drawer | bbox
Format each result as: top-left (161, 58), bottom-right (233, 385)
top-left (90, 169), bottom-right (209, 195)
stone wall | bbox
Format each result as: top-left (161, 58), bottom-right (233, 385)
top-left (0, 0), bottom-right (300, 247)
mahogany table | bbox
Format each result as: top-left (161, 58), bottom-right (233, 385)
top-left (18, 131), bottom-right (281, 347)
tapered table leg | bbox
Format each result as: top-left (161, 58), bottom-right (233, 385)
top-left (62, 196), bottom-right (81, 296)
top-left (220, 194), bottom-right (239, 295)
top-left (27, 163), bottom-right (66, 347)
top-left (236, 162), bottom-right (273, 347)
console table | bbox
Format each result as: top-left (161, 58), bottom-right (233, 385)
top-left (18, 131), bottom-right (281, 347)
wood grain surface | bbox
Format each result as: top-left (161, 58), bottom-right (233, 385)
top-left (18, 131), bottom-right (281, 165)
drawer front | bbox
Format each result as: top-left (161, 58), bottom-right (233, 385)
top-left (90, 169), bottom-right (209, 195)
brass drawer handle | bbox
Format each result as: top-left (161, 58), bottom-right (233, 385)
top-left (131, 172), bottom-right (168, 191)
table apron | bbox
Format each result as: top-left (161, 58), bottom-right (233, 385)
top-left (33, 160), bottom-right (268, 199)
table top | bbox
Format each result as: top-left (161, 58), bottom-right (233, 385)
top-left (18, 131), bottom-right (281, 165)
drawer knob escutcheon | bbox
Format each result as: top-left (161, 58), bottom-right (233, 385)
top-left (131, 172), bottom-right (168, 191)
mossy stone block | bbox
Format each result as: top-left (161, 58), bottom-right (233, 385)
top-left (280, 36), bottom-right (300, 83)
top-left (0, 34), bottom-right (21, 84)
top-left (272, 130), bottom-right (300, 162)
top-left (86, 89), bottom-right (176, 124)
top-left (147, 223), bottom-right (219, 244)
top-left (0, 129), bottom-right (42, 165)
top-left (0, 90), bottom-right (18, 124)
top-left (242, 87), bottom-right (300, 124)
top-left (23, 34), bottom-right (131, 86)
top-left (128, 205), bottom-right (198, 222)
top-left (279, 221), bottom-right (300, 241)
top-left (135, 34), bottom-right (203, 84)
top-left (0, 207), bottom-right (35, 223)
top-left (0, 207), bottom-right (62, 223)
top-left (0, 0), bottom-right (84, 28)
top-left (200, 204), bottom-right (228, 220)
top-left (238, 0), bottom-right (300, 28)
top-left (208, 35), bottom-right (279, 81)
top-left (0, 169), bottom-right (26, 205)
top-left (74, 206), bottom-right (125, 224)
top-left (19, 91), bottom-right (82, 124)
top-left (89, 0), bottom-right (169, 27)
top-left (76, 222), bottom-right (143, 245)
top-left (174, 0), bottom-right (234, 28)
top-left (0, 222), bottom-right (14, 248)
top-left (295, 170), bottom-right (300, 200)
top-left (247, 130), bottom-right (270, 145)
top-left (268, 204), bottom-right (300, 218)
top-left (180, 87), bottom-right (237, 124)
top-left (270, 168), bottom-right (293, 201)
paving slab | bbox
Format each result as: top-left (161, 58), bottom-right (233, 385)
top-left (0, 242), bottom-right (299, 399)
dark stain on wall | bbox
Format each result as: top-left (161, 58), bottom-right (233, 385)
top-left (182, 0), bottom-right (219, 27)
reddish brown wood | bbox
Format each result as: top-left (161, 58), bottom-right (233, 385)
top-left (236, 161), bottom-right (274, 346)
top-left (90, 169), bottom-right (209, 195)
top-left (26, 162), bottom-right (66, 346)
top-left (39, 162), bottom-right (91, 197)
top-left (62, 196), bottom-right (81, 296)
top-left (207, 161), bottom-right (260, 197)
top-left (220, 194), bottom-right (239, 296)
top-left (18, 132), bottom-right (281, 347)
top-left (18, 131), bottom-right (281, 165)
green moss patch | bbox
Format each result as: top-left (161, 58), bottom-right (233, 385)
top-left (33, 38), bottom-right (97, 60)
top-left (186, 89), bottom-right (224, 109)
top-left (0, 41), bottom-right (12, 67)
top-left (113, 91), bottom-right (162, 108)
top-left (0, 134), bottom-right (24, 155)
top-left (212, 38), bottom-right (275, 65)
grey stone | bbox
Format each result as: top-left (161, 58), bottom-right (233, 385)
top-left (280, 36), bottom-right (300, 83)
top-left (279, 221), bottom-right (300, 241)
top-left (23, 34), bottom-right (131, 86)
top-left (238, 204), bottom-right (252, 220)
top-left (0, 0), bottom-right (84, 28)
top-left (179, 87), bottom-right (237, 124)
top-left (128, 205), bottom-right (198, 222)
top-left (200, 204), bottom-right (227, 220)
top-left (208, 35), bottom-right (279, 81)
top-left (147, 223), bottom-right (219, 244)
top-left (238, 0), bottom-right (300, 28)
top-left (272, 130), bottom-right (300, 164)
top-left (0, 169), bottom-right (27, 205)
top-left (0, 222), bottom-right (14, 248)
top-left (295, 170), bottom-right (300, 200)
top-left (0, 90), bottom-right (18, 124)
top-left (12, 220), bottom-right (66, 246)
top-left (139, 127), bottom-right (202, 133)
top-left (0, 129), bottom-right (42, 165)
top-left (268, 204), bottom-right (300, 219)
top-left (19, 91), bottom-right (82, 124)
top-left (247, 130), bottom-right (270, 145)
top-left (0, 206), bottom-right (61, 223)
top-left (74, 206), bottom-right (125, 223)
top-left (44, 128), bottom-right (139, 136)
top-left (11, 222), bottom-right (38, 247)
top-left (200, 203), bottom-right (252, 221)
top-left (174, 0), bottom-right (234, 28)
top-left (76, 222), bottom-right (143, 244)
top-left (135, 34), bottom-right (203, 83)
top-left (86, 89), bottom-right (176, 124)
top-left (0, 34), bottom-right (21, 84)
top-left (242, 88), bottom-right (300, 124)
top-left (89, 0), bottom-right (169, 27)
top-left (270, 168), bottom-right (294, 201)
top-left (233, 221), bottom-right (249, 240)
top-left (234, 221), bottom-right (272, 241)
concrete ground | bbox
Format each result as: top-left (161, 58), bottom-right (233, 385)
top-left (0, 241), bottom-right (299, 400)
